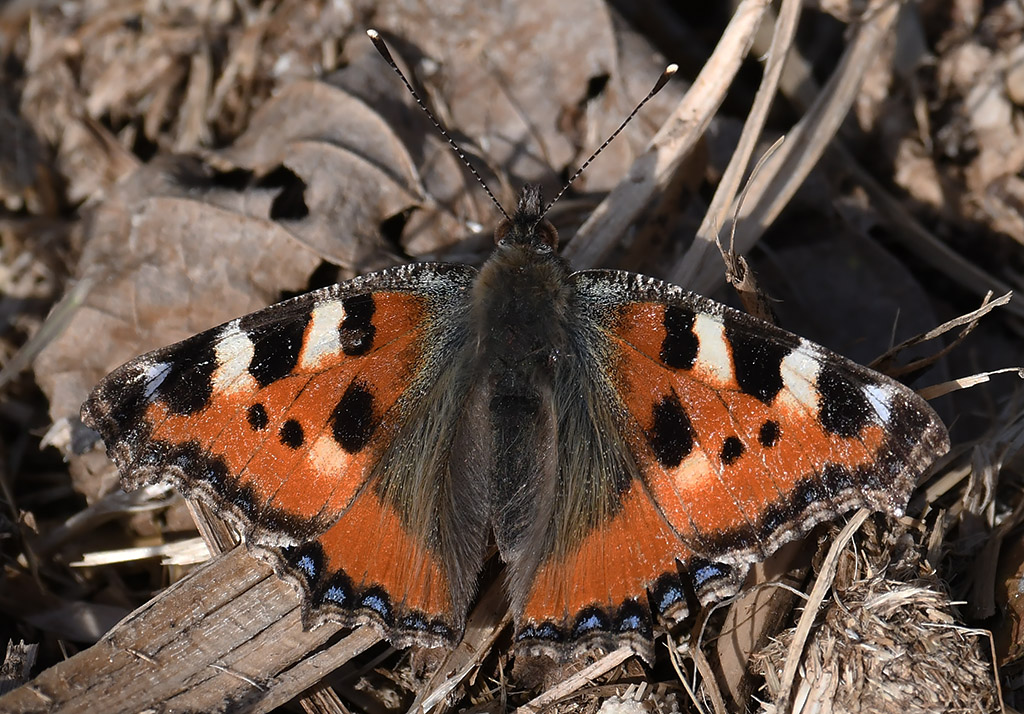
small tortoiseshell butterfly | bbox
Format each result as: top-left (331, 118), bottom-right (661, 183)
top-left (82, 35), bottom-right (950, 663)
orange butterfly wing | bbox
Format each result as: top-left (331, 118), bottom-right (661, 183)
top-left (508, 270), bottom-right (949, 658)
top-left (83, 264), bottom-right (486, 646)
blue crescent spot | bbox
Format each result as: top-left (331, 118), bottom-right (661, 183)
top-left (297, 555), bottom-right (318, 578)
top-left (618, 614), bottom-right (642, 631)
top-left (324, 586), bottom-right (346, 604)
top-left (693, 565), bottom-right (724, 586)
top-left (516, 622), bottom-right (560, 641)
top-left (361, 594), bottom-right (389, 617)
top-left (658, 585), bottom-right (684, 611)
top-left (401, 614), bottom-right (427, 630)
top-left (575, 614), bottom-right (602, 633)
top-left (803, 483), bottom-right (823, 503)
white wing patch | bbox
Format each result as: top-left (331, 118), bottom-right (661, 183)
top-left (212, 323), bottom-right (258, 394)
top-left (693, 314), bottom-right (735, 386)
top-left (863, 383), bottom-right (892, 424)
top-left (307, 433), bottom-right (353, 478)
top-left (300, 300), bottom-right (347, 370)
top-left (778, 346), bottom-right (821, 417)
top-left (142, 362), bottom-right (171, 401)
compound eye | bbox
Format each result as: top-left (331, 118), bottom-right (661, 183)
top-left (494, 219), bottom-right (511, 246)
top-left (534, 219), bottom-right (559, 250)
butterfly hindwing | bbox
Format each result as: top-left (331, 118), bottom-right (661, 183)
top-left (507, 269), bottom-right (949, 657)
top-left (82, 263), bottom-right (487, 645)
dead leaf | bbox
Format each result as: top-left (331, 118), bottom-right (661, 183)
top-left (34, 157), bottom-right (322, 498)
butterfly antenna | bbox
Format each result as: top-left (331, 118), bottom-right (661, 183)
top-left (538, 63), bottom-right (678, 220)
top-left (367, 29), bottom-right (510, 221)
top-left (723, 134), bottom-right (786, 256)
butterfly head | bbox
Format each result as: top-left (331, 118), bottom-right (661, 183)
top-left (494, 185), bottom-right (559, 252)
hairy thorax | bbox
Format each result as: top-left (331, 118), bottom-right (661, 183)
top-left (471, 244), bottom-right (574, 399)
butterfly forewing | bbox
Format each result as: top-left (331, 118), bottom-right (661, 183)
top-left (83, 262), bottom-right (487, 645)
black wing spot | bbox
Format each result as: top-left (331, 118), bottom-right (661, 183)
top-left (818, 367), bottom-right (872, 437)
top-left (648, 392), bottom-right (694, 468)
top-left (330, 381), bottom-right (376, 453)
top-left (660, 305), bottom-right (699, 369)
top-left (157, 339), bottom-right (218, 415)
top-left (759, 419), bottom-right (780, 447)
top-left (720, 436), bottom-right (745, 465)
top-left (279, 419), bottom-right (305, 449)
top-left (247, 403), bottom-right (269, 430)
top-left (724, 317), bottom-right (798, 404)
top-left (339, 294), bottom-right (376, 356)
top-left (242, 311), bottom-right (312, 388)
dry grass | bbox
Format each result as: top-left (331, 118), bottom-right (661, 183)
top-left (753, 517), bottom-right (1001, 714)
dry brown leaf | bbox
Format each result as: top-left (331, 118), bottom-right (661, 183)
top-left (210, 80), bottom-right (429, 270)
top-left (216, 80), bottom-right (421, 188)
top-left (997, 535), bottom-right (1024, 664)
top-left (373, 0), bottom-right (680, 202)
top-left (271, 141), bottom-right (420, 271)
top-left (375, 0), bottom-right (616, 188)
top-left (0, 87), bottom-right (50, 213)
top-left (33, 158), bottom-right (323, 499)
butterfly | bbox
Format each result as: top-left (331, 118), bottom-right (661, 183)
top-left (82, 182), bottom-right (949, 662)
top-left (81, 37), bottom-right (950, 663)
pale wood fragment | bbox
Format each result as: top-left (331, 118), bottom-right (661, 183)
top-left (0, 547), bottom-right (379, 713)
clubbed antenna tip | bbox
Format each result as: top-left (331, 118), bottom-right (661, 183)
top-left (366, 28), bottom-right (510, 221)
top-left (538, 62), bottom-right (679, 220)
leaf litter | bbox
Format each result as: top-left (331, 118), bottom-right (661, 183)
top-left (0, 0), bottom-right (1022, 711)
